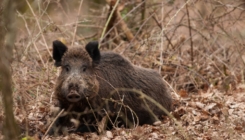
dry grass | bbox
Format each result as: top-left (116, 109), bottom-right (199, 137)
top-left (1, 0), bottom-right (245, 139)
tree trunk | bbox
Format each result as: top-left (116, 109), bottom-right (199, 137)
top-left (0, 0), bottom-right (20, 139)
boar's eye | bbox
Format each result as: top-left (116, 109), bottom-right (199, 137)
top-left (64, 65), bottom-right (70, 72)
top-left (82, 66), bottom-right (87, 72)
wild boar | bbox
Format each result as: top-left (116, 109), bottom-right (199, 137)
top-left (49, 40), bottom-right (172, 134)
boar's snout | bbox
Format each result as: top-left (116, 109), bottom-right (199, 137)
top-left (66, 90), bottom-right (81, 103)
top-left (67, 82), bottom-right (81, 102)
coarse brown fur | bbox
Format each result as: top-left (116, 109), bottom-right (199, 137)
top-left (49, 40), bottom-right (172, 135)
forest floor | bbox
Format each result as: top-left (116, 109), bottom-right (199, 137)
top-left (9, 46), bottom-right (245, 140)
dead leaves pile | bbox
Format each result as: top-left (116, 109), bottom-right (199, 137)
top-left (0, 49), bottom-right (243, 139)
top-left (173, 85), bottom-right (245, 139)
top-left (28, 84), bottom-right (245, 140)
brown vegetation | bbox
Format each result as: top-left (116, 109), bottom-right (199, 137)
top-left (0, 0), bottom-right (245, 139)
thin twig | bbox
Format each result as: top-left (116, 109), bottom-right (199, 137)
top-left (101, 1), bottom-right (145, 46)
top-left (43, 109), bottom-right (64, 139)
top-left (110, 88), bottom-right (189, 140)
top-left (162, 77), bottom-right (180, 99)
top-left (151, 13), bottom-right (174, 49)
top-left (99, 0), bottom-right (120, 48)
top-left (71, 0), bottom-right (84, 46)
top-left (159, 1), bottom-right (164, 73)
top-left (25, 0), bottom-right (51, 57)
top-left (165, 0), bottom-right (190, 28)
top-left (17, 11), bottom-right (46, 67)
top-left (185, 1), bottom-right (194, 67)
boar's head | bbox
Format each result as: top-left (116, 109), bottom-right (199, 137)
top-left (52, 40), bottom-right (100, 104)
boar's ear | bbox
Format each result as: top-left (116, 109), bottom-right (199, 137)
top-left (52, 40), bottom-right (68, 67)
top-left (85, 41), bottom-right (100, 65)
